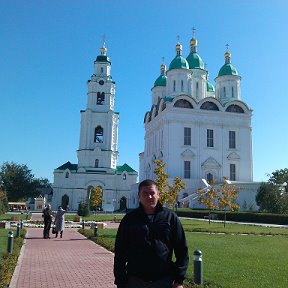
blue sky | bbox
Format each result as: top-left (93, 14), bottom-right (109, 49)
top-left (0, 0), bottom-right (287, 183)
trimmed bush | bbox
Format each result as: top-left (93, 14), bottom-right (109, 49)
top-left (77, 201), bottom-right (90, 217)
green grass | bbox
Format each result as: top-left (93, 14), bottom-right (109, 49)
top-left (186, 233), bottom-right (288, 288)
top-left (181, 219), bottom-right (288, 235)
top-left (79, 218), bottom-right (288, 288)
top-left (0, 229), bottom-right (8, 262)
top-left (0, 213), bottom-right (31, 221)
top-left (65, 213), bottom-right (123, 222)
top-left (0, 229), bottom-right (26, 288)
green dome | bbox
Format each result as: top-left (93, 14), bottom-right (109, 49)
top-left (187, 52), bottom-right (205, 69)
top-left (206, 81), bottom-right (215, 92)
top-left (169, 55), bottom-right (189, 70)
top-left (218, 63), bottom-right (238, 76)
top-left (154, 75), bottom-right (167, 87)
top-left (95, 55), bottom-right (111, 64)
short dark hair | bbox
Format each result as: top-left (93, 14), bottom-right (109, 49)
top-left (138, 179), bottom-right (157, 194)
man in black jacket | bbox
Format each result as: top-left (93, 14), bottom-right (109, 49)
top-left (114, 179), bottom-right (189, 288)
top-left (42, 204), bottom-right (53, 239)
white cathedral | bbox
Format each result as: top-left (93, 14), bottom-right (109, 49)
top-left (52, 33), bottom-right (260, 212)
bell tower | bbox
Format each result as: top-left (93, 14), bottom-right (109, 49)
top-left (77, 41), bottom-right (119, 173)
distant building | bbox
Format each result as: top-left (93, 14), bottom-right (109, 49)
top-left (33, 195), bottom-right (45, 211)
top-left (139, 33), bottom-right (260, 210)
top-left (52, 43), bottom-right (137, 211)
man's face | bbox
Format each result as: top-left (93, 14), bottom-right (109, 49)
top-left (139, 184), bottom-right (160, 214)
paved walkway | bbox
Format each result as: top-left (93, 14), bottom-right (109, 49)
top-left (9, 219), bottom-right (116, 288)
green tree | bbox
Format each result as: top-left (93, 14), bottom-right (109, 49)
top-left (256, 168), bottom-right (288, 213)
top-left (33, 177), bottom-right (51, 188)
top-left (256, 183), bottom-right (283, 213)
top-left (0, 188), bottom-right (8, 214)
top-left (268, 168), bottom-right (288, 189)
top-left (0, 162), bottom-right (38, 201)
top-left (77, 201), bottom-right (90, 217)
top-left (89, 186), bottom-right (103, 211)
top-left (153, 160), bottom-right (185, 208)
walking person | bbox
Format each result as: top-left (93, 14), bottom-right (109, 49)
top-left (114, 179), bottom-right (189, 288)
top-left (42, 204), bottom-right (53, 239)
top-left (54, 206), bottom-right (66, 238)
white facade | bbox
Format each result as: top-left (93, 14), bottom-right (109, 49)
top-left (52, 44), bottom-right (137, 211)
top-left (139, 35), bottom-right (259, 210)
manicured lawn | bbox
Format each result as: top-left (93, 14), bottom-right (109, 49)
top-left (186, 232), bottom-right (288, 288)
top-left (65, 213), bottom-right (123, 222)
top-left (0, 228), bottom-right (26, 287)
top-left (81, 219), bottom-right (288, 288)
top-left (0, 213), bottom-right (30, 221)
top-left (181, 218), bottom-right (288, 235)
top-left (0, 229), bottom-right (8, 262)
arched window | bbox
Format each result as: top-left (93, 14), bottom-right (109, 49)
top-left (173, 80), bottom-right (176, 92)
top-left (200, 101), bottom-right (219, 111)
top-left (100, 67), bottom-right (104, 73)
top-left (94, 126), bottom-right (104, 143)
top-left (232, 87), bottom-right (234, 97)
top-left (95, 159), bottom-right (99, 168)
top-left (123, 173), bottom-right (126, 180)
top-left (61, 194), bottom-right (69, 210)
top-left (65, 171), bottom-right (69, 178)
top-left (181, 80), bottom-right (184, 92)
top-left (226, 105), bottom-right (244, 113)
top-left (207, 173), bottom-right (213, 184)
top-left (174, 99), bottom-right (193, 108)
top-left (97, 92), bottom-right (105, 105)
top-left (223, 87), bottom-right (226, 97)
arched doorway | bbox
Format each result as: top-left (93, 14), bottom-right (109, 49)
top-left (119, 197), bottom-right (127, 211)
top-left (61, 194), bottom-right (69, 210)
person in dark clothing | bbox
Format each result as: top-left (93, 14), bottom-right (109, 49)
top-left (42, 204), bottom-right (53, 239)
top-left (114, 179), bottom-right (189, 288)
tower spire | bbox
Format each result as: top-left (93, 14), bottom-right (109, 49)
top-left (190, 27), bottom-right (198, 53)
top-left (160, 57), bottom-right (166, 75)
top-left (224, 43), bottom-right (231, 64)
top-left (100, 34), bottom-right (107, 56)
top-left (176, 35), bottom-right (182, 56)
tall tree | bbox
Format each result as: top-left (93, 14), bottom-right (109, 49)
top-left (153, 160), bottom-right (185, 208)
top-left (89, 186), bottom-right (103, 211)
top-left (0, 188), bottom-right (8, 214)
top-left (256, 183), bottom-right (283, 213)
top-left (268, 168), bottom-right (288, 189)
top-left (256, 168), bottom-right (288, 213)
top-left (0, 162), bottom-right (37, 201)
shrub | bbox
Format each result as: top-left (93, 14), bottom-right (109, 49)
top-left (77, 201), bottom-right (90, 217)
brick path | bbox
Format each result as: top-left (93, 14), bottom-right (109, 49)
top-left (9, 226), bottom-right (116, 287)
